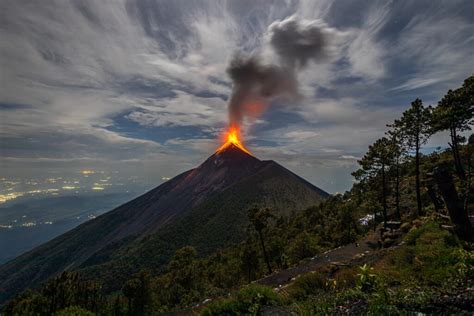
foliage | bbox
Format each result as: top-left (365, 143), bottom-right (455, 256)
top-left (200, 285), bottom-right (282, 316)
top-left (2, 272), bottom-right (104, 316)
top-left (356, 264), bottom-right (377, 292)
top-left (55, 306), bottom-right (96, 316)
top-left (432, 75), bottom-right (473, 180)
top-left (288, 220), bottom-right (472, 315)
top-left (287, 272), bottom-right (327, 299)
top-left (353, 137), bottom-right (398, 225)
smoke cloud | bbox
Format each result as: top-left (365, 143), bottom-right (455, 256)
top-left (227, 16), bottom-right (337, 128)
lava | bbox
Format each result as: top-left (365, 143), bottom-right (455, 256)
top-left (216, 126), bottom-right (252, 155)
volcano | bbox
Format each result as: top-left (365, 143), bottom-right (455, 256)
top-left (0, 142), bottom-right (329, 303)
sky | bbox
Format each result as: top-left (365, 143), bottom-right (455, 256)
top-left (1, 0), bottom-right (473, 193)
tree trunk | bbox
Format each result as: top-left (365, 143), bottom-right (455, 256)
top-left (381, 164), bottom-right (388, 226)
top-left (451, 128), bottom-right (466, 181)
top-left (426, 181), bottom-right (443, 213)
top-left (466, 149), bottom-right (472, 213)
top-left (258, 230), bottom-right (272, 274)
top-left (347, 219), bottom-right (351, 243)
top-left (415, 139), bottom-right (423, 216)
top-left (395, 159), bottom-right (401, 220)
top-left (434, 165), bottom-right (474, 241)
top-left (248, 264), bottom-right (252, 284)
top-left (373, 209), bottom-right (377, 232)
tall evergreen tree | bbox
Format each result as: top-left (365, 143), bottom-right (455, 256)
top-left (386, 127), bottom-right (405, 220)
top-left (240, 240), bottom-right (259, 283)
top-left (353, 137), bottom-right (395, 226)
top-left (432, 75), bottom-right (473, 181)
top-left (390, 99), bottom-right (432, 216)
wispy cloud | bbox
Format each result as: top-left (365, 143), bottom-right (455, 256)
top-left (1, 0), bottom-right (473, 192)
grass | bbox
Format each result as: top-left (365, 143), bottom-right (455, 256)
top-left (282, 219), bottom-right (473, 315)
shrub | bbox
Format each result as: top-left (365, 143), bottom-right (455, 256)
top-left (201, 285), bottom-right (282, 316)
top-left (356, 264), bottom-right (377, 292)
top-left (378, 220), bottom-right (465, 285)
top-left (287, 272), bottom-right (327, 299)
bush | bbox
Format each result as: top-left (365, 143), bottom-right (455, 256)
top-left (378, 220), bottom-right (465, 285)
top-left (55, 306), bottom-right (95, 316)
top-left (287, 272), bottom-right (327, 299)
top-left (201, 285), bottom-right (282, 316)
top-left (356, 264), bottom-right (377, 292)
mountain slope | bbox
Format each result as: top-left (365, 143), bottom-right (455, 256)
top-left (0, 145), bottom-right (329, 303)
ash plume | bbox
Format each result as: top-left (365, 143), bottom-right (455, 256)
top-left (227, 16), bottom-right (336, 128)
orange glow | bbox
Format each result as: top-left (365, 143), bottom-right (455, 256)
top-left (216, 126), bottom-right (252, 155)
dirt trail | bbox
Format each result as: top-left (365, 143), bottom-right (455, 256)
top-left (163, 230), bottom-right (394, 315)
top-left (255, 231), bottom-right (381, 287)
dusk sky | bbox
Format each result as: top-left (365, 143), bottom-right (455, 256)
top-left (1, 0), bottom-right (474, 193)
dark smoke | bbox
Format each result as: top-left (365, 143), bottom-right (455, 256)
top-left (227, 16), bottom-right (334, 127)
top-left (227, 55), bottom-right (297, 126)
top-left (269, 16), bottom-right (329, 68)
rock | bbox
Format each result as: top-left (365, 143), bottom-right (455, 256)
top-left (383, 238), bottom-right (396, 248)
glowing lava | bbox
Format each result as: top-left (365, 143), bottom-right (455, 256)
top-left (216, 126), bottom-right (252, 155)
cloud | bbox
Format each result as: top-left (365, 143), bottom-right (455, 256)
top-left (345, 2), bottom-right (390, 80)
top-left (126, 91), bottom-right (227, 127)
top-left (1, 0), bottom-right (473, 193)
top-left (391, 14), bottom-right (474, 92)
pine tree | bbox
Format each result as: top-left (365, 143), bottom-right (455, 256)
top-left (353, 137), bottom-right (396, 226)
top-left (432, 75), bottom-right (473, 181)
top-left (386, 127), bottom-right (406, 220)
top-left (390, 99), bottom-right (432, 216)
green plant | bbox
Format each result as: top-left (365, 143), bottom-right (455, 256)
top-left (454, 248), bottom-right (474, 278)
top-left (356, 264), bottom-right (377, 292)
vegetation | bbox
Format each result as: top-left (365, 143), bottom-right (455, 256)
top-left (1, 75), bottom-right (473, 315)
top-left (201, 285), bottom-right (283, 316)
top-left (282, 219), bottom-right (473, 315)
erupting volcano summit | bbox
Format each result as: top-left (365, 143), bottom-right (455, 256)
top-left (216, 127), bottom-right (252, 156)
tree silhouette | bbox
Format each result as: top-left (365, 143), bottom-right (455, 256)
top-left (248, 208), bottom-right (273, 274)
top-left (240, 239), bottom-right (259, 283)
top-left (353, 137), bottom-right (396, 226)
top-left (121, 271), bottom-right (151, 316)
top-left (432, 75), bottom-right (473, 181)
top-left (390, 99), bottom-right (432, 216)
top-left (386, 127), bottom-right (405, 220)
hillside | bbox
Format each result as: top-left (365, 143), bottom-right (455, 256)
top-left (0, 145), bottom-right (328, 303)
top-left (200, 219), bottom-right (473, 315)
